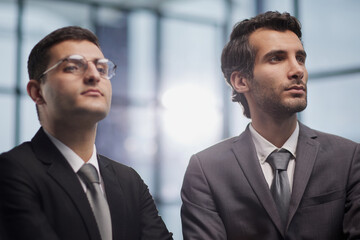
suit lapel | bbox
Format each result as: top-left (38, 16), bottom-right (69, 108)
top-left (232, 126), bottom-right (285, 237)
top-left (287, 123), bottom-right (319, 228)
top-left (31, 128), bottom-right (102, 240)
top-left (99, 156), bottom-right (126, 240)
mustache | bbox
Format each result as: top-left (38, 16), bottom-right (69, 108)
top-left (285, 79), bottom-right (307, 91)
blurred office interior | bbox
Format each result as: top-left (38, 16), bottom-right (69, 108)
top-left (1, 0), bottom-right (360, 238)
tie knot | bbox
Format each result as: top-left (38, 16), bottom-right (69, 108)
top-left (267, 149), bottom-right (292, 171)
top-left (78, 164), bottom-right (100, 184)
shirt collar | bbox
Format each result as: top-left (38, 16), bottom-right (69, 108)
top-left (43, 129), bottom-right (100, 175)
top-left (249, 122), bottom-right (299, 164)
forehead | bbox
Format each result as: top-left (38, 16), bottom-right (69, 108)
top-left (249, 29), bottom-right (304, 57)
top-left (48, 40), bottom-right (104, 62)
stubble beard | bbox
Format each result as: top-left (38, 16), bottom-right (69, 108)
top-left (251, 81), bottom-right (308, 118)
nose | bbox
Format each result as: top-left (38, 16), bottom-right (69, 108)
top-left (288, 59), bottom-right (305, 82)
top-left (84, 62), bottom-right (101, 84)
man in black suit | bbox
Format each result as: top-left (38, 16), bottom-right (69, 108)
top-left (181, 11), bottom-right (360, 239)
top-left (0, 26), bottom-right (172, 240)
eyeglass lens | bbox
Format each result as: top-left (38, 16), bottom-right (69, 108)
top-left (62, 55), bottom-right (116, 79)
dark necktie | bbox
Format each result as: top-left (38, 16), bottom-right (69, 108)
top-left (78, 164), bottom-right (112, 240)
top-left (267, 149), bottom-right (292, 229)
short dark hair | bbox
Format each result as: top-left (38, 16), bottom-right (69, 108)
top-left (221, 11), bottom-right (302, 118)
top-left (27, 26), bottom-right (100, 82)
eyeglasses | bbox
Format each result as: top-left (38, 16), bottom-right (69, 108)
top-left (40, 54), bottom-right (117, 80)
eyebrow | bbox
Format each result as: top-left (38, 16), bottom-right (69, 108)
top-left (263, 50), bottom-right (286, 59)
top-left (263, 49), bottom-right (307, 58)
top-left (296, 50), bottom-right (307, 58)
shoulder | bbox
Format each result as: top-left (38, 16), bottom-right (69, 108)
top-left (0, 142), bottom-right (34, 165)
top-left (299, 123), bottom-right (357, 147)
top-left (97, 154), bottom-right (143, 182)
top-left (97, 155), bottom-right (152, 204)
top-left (196, 136), bottom-right (238, 158)
top-left (186, 136), bottom-right (243, 172)
top-left (0, 142), bottom-right (42, 189)
top-left (299, 123), bottom-right (358, 156)
top-left (189, 126), bottom-right (252, 165)
top-left (1, 141), bottom-right (32, 157)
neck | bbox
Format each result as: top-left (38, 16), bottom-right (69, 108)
top-left (251, 112), bottom-right (298, 148)
top-left (43, 121), bottom-right (97, 162)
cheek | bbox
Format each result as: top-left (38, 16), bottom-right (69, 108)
top-left (109, 82), bottom-right (112, 95)
top-left (252, 72), bottom-right (279, 91)
top-left (46, 82), bottom-right (79, 106)
top-left (105, 82), bottom-right (112, 100)
top-left (303, 70), bottom-right (309, 84)
top-left (253, 65), bottom-right (279, 82)
top-left (41, 83), bottom-right (58, 103)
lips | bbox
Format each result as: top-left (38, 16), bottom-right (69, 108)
top-left (287, 84), bottom-right (306, 90)
top-left (81, 89), bottom-right (103, 96)
top-left (286, 85), bottom-right (306, 95)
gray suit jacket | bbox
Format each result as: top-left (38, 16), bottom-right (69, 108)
top-left (181, 123), bottom-right (360, 239)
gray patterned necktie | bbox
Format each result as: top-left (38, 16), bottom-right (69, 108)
top-left (78, 164), bottom-right (112, 240)
top-left (267, 149), bottom-right (292, 229)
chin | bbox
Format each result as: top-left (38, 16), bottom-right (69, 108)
top-left (93, 109), bottom-right (109, 120)
top-left (285, 100), bottom-right (307, 114)
top-left (77, 105), bottom-right (109, 120)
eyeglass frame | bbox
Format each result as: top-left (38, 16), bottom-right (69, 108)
top-left (39, 54), bottom-right (117, 80)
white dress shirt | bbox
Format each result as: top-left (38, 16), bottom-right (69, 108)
top-left (249, 122), bottom-right (299, 190)
top-left (43, 129), bottom-right (105, 194)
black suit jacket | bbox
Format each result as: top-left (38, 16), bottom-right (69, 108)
top-left (0, 128), bottom-right (172, 240)
top-left (181, 123), bottom-right (360, 239)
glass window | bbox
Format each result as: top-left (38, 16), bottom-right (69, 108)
top-left (302, 0), bottom-right (360, 72)
top-left (0, 95), bottom-right (15, 153)
top-left (300, 0), bottom-right (360, 142)
top-left (159, 19), bottom-right (223, 154)
top-left (128, 11), bottom-right (157, 99)
top-left (230, 0), bottom-right (256, 26)
top-left (161, 0), bottom-right (226, 23)
top-left (302, 73), bottom-right (360, 142)
top-left (263, 0), bottom-right (293, 13)
top-left (0, 0), bottom-right (16, 88)
top-left (160, 18), bottom-right (222, 99)
top-left (158, 16), bottom-right (226, 238)
top-left (20, 96), bottom-right (40, 143)
top-left (229, 100), bottom-right (251, 136)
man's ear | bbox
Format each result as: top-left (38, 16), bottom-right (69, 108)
top-left (230, 71), bottom-right (249, 93)
top-left (27, 80), bottom-right (45, 105)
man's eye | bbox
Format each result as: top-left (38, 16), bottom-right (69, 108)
top-left (297, 56), bottom-right (306, 64)
top-left (97, 64), bottom-right (108, 75)
top-left (63, 65), bottom-right (78, 72)
top-left (63, 62), bottom-right (84, 72)
top-left (269, 56), bottom-right (282, 62)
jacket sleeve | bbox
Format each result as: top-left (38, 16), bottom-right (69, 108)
top-left (343, 143), bottom-right (360, 239)
top-left (181, 154), bottom-right (227, 240)
top-left (0, 153), bottom-right (60, 240)
top-left (134, 168), bottom-right (173, 240)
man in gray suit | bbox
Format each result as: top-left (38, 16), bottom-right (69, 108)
top-left (181, 11), bottom-right (360, 239)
